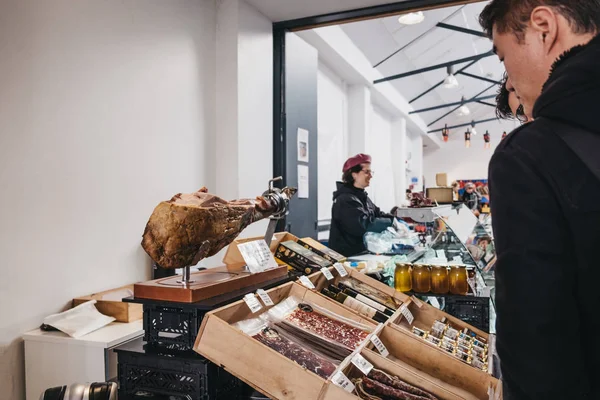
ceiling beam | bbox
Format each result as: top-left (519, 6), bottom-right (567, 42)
top-left (436, 22), bottom-right (487, 38)
top-left (374, 51), bottom-right (494, 84)
top-left (374, 6), bottom-right (466, 68)
top-left (457, 71), bottom-right (501, 85)
top-left (428, 117), bottom-right (499, 133)
top-left (476, 100), bottom-right (497, 108)
top-left (427, 83), bottom-right (498, 127)
top-left (409, 94), bottom-right (497, 114)
top-left (409, 59), bottom-right (478, 104)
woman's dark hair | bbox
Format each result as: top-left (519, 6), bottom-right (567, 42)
top-left (480, 0), bottom-right (600, 41)
top-left (390, 206), bottom-right (400, 217)
top-left (496, 73), bottom-right (528, 122)
top-left (342, 164), bottom-right (363, 184)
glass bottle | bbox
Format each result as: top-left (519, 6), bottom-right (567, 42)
top-left (431, 265), bottom-right (449, 294)
top-left (394, 263), bottom-right (412, 292)
top-left (412, 265), bottom-right (431, 293)
top-left (449, 265), bottom-right (469, 295)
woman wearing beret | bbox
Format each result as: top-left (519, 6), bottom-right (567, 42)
top-left (328, 154), bottom-right (396, 256)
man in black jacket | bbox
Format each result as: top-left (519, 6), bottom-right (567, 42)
top-left (328, 154), bottom-right (395, 256)
top-left (480, 1), bottom-right (600, 399)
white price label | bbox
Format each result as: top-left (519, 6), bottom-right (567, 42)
top-left (299, 275), bottom-right (316, 290)
top-left (370, 335), bottom-right (389, 358)
top-left (429, 297), bottom-right (441, 309)
top-left (243, 294), bottom-right (263, 313)
top-left (321, 267), bottom-right (334, 281)
top-left (237, 240), bottom-right (279, 273)
top-left (351, 353), bottom-right (374, 376)
top-left (332, 371), bottom-right (355, 393)
top-left (410, 296), bottom-right (423, 308)
top-left (400, 305), bottom-right (414, 324)
top-left (333, 263), bottom-right (348, 277)
top-left (256, 289), bottom-right (274, 306)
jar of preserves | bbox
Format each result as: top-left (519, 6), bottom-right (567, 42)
top-left (431, 265), bottom-right (449, 294)
top-left (449, 265), bottom-right (468, 295)
top-left (394, 263), bottom-right (412, 292)
top-left (412, 264), bottom-right (431, 293)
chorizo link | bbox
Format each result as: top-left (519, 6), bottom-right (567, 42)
top-left (362, 377), bottom-right (432, 400)
top-left (368, 370), bottom-right (438, 400)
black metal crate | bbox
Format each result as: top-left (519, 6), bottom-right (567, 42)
top-left (443, 295), bottom-right (490, 333)
top-left (116, 339), bottom-right (244, 400)
top-left (143, 303), bottom-right (206, 349)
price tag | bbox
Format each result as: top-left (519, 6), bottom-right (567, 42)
top-left (331, 371), bottom-right (355, 393)
top-left (351, 353), bottom-right (374, 376)
top-left (256, 289), bottom-right (274, 306)
top-left (429, 297), bottom-right (441, 309)
top-left (333, 263), bottom-right (348, 277)
top-left (299, 275), bottom-right (316, 290)
top-left (243, 294), bottom-right (263, 313)
top-left (410, 296), bottom-right (423, 308)
top-left (237, 240), bottom-right (279, 273)
top-left (321, 267), bottom-right (334, 281)
top-left (370, 335), bottom-right (389, 358)
top-left (400, 305), bottom-right (414, 324)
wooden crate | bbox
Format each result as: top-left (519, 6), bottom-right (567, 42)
top-left (73, 284), bottom-right (142, 322)
top-left (193, 270), bottom-right (499, 400)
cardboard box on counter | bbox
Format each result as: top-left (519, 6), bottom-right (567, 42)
top-left (297, 237), bottom-right (346, 263)
top-left (436, 173), bottom-right (449, 187)
top-left (275, 240), bottom-right (331, 275)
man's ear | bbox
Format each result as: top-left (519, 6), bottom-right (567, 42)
top-left (530, 6), bottom-right (559, 53)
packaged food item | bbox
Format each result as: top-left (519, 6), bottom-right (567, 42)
top-left (266, 297), bottom-right (372, 350)
top-left (426, 335), bottom-right (441, 346)
top-left (361, 369), bottom-right (439, 400)
top-left (412, 326), bottom-right (427, 338)
top-left (233, 318), bottom-right (337, 379)
top-left (445, 327), bottom-right (459, 340)
top-left (321, 288), bottom-right (389, 323)
top-left (340, 277), bottom-right (402, 310)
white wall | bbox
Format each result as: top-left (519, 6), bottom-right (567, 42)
top-left (317, 62), bottom-right (348, 222)
top-left (368, 106), bottom-right (396, 214)
top-left (0, 1), bottom-right (216, 398)
top-left (423, 120), bottom-right (518, 187)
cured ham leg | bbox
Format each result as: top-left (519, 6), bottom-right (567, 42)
top-left (141, 187), bottom-right (296, 269)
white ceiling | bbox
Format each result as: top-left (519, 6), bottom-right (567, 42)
top-left (337, 1), bottom-right (509, 142)
top-left (245, 0), bottom-right (406, 22)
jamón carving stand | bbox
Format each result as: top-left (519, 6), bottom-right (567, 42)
top-left (116, 178), bottom-right (297, 399)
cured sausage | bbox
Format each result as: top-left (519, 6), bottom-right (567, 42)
top-left (357, 377), bottom-right (433, 400)
top-left (368, 369), bottom-right (438, 400)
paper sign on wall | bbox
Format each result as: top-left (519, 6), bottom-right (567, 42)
top-left (297, 128), bottom-right (309, 163)
top-left (298, 165), bottom-right (309, 199)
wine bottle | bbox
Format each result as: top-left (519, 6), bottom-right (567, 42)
top-left (329, 285), bottom-right (395, 316)
top-left (322, 288), bottom-right (389, 323)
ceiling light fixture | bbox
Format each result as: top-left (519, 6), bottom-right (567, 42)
top-left (484, 130), bottom-right (491, 149)
top-left (398, 11), bottom-right (425, 25)
top-left (458, 97), bottom-right (470, 116)
top-left (471, 121), bottom-right (478, 135)
top-left (465, 129), bottom-right (471, 148)
top-left (443, 66), bottom-right (459, 89)
top-left (442, 124), bottom-right (449, 142)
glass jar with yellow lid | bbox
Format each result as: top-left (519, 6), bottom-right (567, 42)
top-left (431, 265), bottom-right (449, 294)
top-left (412, 264), bottom-right (431, 293)
top-left (394, 263), bottom-right (412, 292)
top-left (449, 265), bottom-right (469, 295)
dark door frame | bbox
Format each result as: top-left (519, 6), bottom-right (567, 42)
top-left (272, 0), bottom-right (484, 230)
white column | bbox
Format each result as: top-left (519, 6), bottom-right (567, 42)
top-left (347, 84), bottom-right (371, 157)
top-left (391, 118), bottom-right (407, 205)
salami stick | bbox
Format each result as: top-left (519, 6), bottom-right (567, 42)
top-left (360, 377), bottom-right (432, 400)
top-left (368, 369), bottom-right (438, 400)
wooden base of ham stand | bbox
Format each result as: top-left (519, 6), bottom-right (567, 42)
top-left (134, 263), bottom-right (288, 303)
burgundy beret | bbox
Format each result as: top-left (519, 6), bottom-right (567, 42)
top-left (343, 153), bottom-right (371, 172)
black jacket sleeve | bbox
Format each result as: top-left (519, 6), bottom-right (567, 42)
top-left (335, 196), bottom-right (392, 237)
top-left (489, 149), bottom-right (590, 399)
